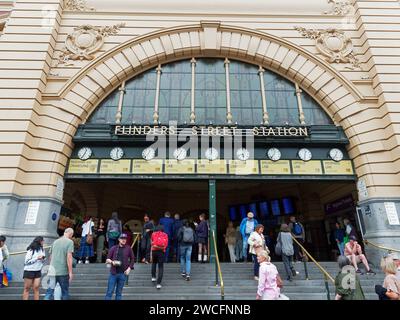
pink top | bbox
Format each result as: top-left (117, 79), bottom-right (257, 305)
top-left (257, 261), bottom-right (280, 300)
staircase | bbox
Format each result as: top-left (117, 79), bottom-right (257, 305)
top-left (0, 261), bottom-right (384, 300)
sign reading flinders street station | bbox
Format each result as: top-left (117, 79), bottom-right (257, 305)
top-left (114, 125), bottom-right (309, 137)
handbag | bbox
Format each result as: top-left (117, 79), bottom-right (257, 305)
top-left (86, 222), bottom-right (94, 245)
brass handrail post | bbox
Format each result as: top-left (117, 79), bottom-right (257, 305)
top-left (212, 230), bottom-right (225, 300)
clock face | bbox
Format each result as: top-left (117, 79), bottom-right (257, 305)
top-left (298, 148), bottom-right (312, 161)
top-left (142, 147), bottom-right (155, 161)
top-left (236, 148), bottom-right (250, 161)
top-left (267, 148), bottom-right (281, 161)
top-left (173, 148), bottom-right (187, 161)
top-left (205, 147), bottom-right (219, 161)
top-left (329, 148), bottom-right (343, 162)
top-left (110, 147), bottom-right (124, 161)
top-left (77, 147), bottom-right (92, 161)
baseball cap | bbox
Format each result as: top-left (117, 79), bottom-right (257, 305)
top-left (119, 233), bottom-right (128, 239)
top-left (349, 235), bottom-right (357, 241)
top-left (247, 212), bottom-right (254, 218)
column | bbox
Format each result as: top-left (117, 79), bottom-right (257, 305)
top-left (258, 66), bottom-right (269, 125)
top-left (190, 58), bottom-right (196, 124)
top-left (209, 179), bottom-right (217, 263)
top-left (153, 64), bottom-right (162, 124)
top-left (224, 58), bottom-right (233, 124)
top-left (115, 81), bottom-right (126, 124)
top-left (295, 83), bottom-right (306, 125)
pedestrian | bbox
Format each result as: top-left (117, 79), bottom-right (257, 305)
top-left (195, 213), bottom-right (209, 262)
top-left (239, 212), bottom-right (258, 262)
top-left (141, 214), bottom-right (154, 264)
top-left (334, 256), bottom-right (365, 300)
top-left (123, 224), bottom-right (133, 247)
top-left (151, 225), bottom-right (169, 289)
top-left (22, 236), bottom-right (46, 300)
top-left (44, 228), bottom-right (74, 300)
top-left (288, 216), bottom-right (305, 262)
top-left (96, 218), bottom-right (106, 263)
top-left (104, 233), bottom-right (134, 300)
top-left (159, 212), bottom-right (174, 262)
top-left (277, 224), bottom-right (298, 282)
top-left (344, 235), bottom-right (375, 275)
top-left (224, 221), bottom-right (237, 263)
top-left (107, 211), bottom-right (122, 249)
top-left (389, 252), bottom-right (400, 280)
top-left (343, 218), bottom-right (357, 241)
top-left (177, 219), bottom-right (195, 281)
top-left (234, 226), bottom-right (243, 262)
top-left (0, 235), bottom-right (9, 288)
top-left (375, 256), bottom-right (400, 300)
top-left (334, 222), bottom-right (346, 256)
top-left (248, 224), bottom-right (269, 280)
top-left (256, 250), bottom-right (287, 300)
top-left (78, 216), bottom-right (95, 264)
top-left (172, 214), bottom-right (183, 262)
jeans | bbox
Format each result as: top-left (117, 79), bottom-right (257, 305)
top-left (180, 245), bottom-right (192, 276)
top-left (44, 275), bottom-right (70, 300)
top-left (227, 244), bottom-right (236, 263)
top-left (151, 250), bottom-right (164, 285)
top-left (337, 242), bottom-right (345, 256)
top-left (108, 238), bottom-right (117, 249)
top-left (96, 235), bottom-right (105, 263)
top-left (140, 234), bottom-right (152, 262)
top-left (105, 273), bottom-right (126, 300)
top-left (282, 254), bottom-right (294, 280)
top-left (252, 254), bottom-right (260, 277)
top-left (242, 235), bottom-right (250, 260)
top-left (165, 240), bottom-right (172, 263)
top-left (293, 238), bottom-right (303, 261)
top-left (235, 240), bottom-right (243, 260)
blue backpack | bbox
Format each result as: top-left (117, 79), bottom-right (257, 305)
top-left (293, 223), bottom-right (303, 236)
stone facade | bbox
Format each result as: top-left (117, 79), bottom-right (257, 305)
top-left (0, 0), bottom-right (399, 277)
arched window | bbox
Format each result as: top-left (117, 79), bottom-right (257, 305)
top-left (87, 58), bottom-right (333, 126)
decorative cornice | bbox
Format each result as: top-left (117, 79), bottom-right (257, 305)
top-left (57, 23), bottom-right (125, 66)
top-left (324, 0), bottom-right (352, 16)
top-left (64, 0), bottom-right (95, 11)
top-left (295, 26), bottom-right (361, 70)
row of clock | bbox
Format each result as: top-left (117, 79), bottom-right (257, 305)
top-left (77, 146), bottom-right (344, 162)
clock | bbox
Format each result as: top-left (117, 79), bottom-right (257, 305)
top-left (142, 147), bottom-right (155, 161)
top-left (329, 148), bottom-right (343, 162)
top-left (267, 148), bottom-right (281, 161)
top-left (205, 147), bottom-right (219, 161)
top-left (298, 148), bottom-right (312, 161)
top-left (173, 148), bottom-right (187, 161)
top-left (236, 148), bottom-right (250, 161)
top-left (110, 147), bottom-right (124, 161)
top-left (77, 147), bottom-right (92, 161)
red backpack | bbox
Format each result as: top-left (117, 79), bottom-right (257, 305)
top-left (152, 231), bottom-right (168, 251)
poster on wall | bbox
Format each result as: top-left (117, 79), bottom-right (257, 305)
top-left (384, 202), bottom-right (400, 226)
top-left (25, 201), bottom-right (40, 225)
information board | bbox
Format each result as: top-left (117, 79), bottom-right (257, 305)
top-left (323, 160), bottom-right (354, 175)
top-left (132, 159), bottom-right (163, 174)
top-left (260, 160), bottom-right (291, 175)
top-left (165, 160), bottom-right (196, 174)
top-left (292, 160), bottom-right (323, 175)
top-left (228, 160), bottom-right (259, 175)
top-left (68, 159), bottom-right (99, 174)
top-left (197, 160), bottom-right (227, 174)
top-left (100, 160), bottom-right (131, 174)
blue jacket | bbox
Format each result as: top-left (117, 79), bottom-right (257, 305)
top-left (172, 219), bottom-right (183, 240)
top-left (159, 217), bottom-right (174, 237)
top-left (240, 217), bottom-right (258, 238)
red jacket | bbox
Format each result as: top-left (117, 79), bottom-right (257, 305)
top-left (151, 231), bottom-right (168, 252)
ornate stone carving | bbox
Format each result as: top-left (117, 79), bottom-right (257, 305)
top-left (64, 0), bottom-right (95, 11)
top-left (324, 0), bottom-right (352, 16)
top-left (295, 27), bottom-right (360, 70)
top-left (57, 23), bottom-right (125, 65)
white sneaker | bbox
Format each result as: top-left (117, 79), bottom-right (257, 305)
top-left (156, 284), bottom-right (162, 289)
top-left (151, 277), bottom-right (156, 282)
top-left (198, 254), bottom-right (202, 262)
top-left (254, 276), bottom-right (259, 281)
top-left (85, 260), bottom-right (89, 264)
top-left (78, 260), bottom-right (82, 264)
top-left (203, 256), bottom-right (208, 262)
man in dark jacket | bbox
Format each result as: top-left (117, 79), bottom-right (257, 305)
top-left (141, 214), bottom-right (154, 263)
top-left (105, 233), bottom-right (134, 300)
top-left (172, 214), bottom-right (183, 262)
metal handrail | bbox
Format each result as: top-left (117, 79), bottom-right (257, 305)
top-left (364, 239), bottom-right (400, 253)
top-left (131, 233), bottom-right (141, 249)
top-left (9, 246), bottom-right (52, 256)
top-left (211, 230), bottom-right (224, 300)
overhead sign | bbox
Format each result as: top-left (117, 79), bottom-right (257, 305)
top-left (384, 202), bottom-right (400, 226)
top-left (100, 160), bottom-right (131, 174)
top-left (323, 160), bottom-right (354, 175)
top-left (229, 160), bottom-right (259, 175)
top-left (165, 160), bottom-right (196, 174)
top-left (260, 160), bottom-right (291, 175)
top-left (197, 160), bottom-right (227, 174)
top-left (292, 160), bottom-right (323, 175)
top-left (325, 195), bottom-right (354, 215)
top-left (68, 159), bottom-right (98, 174)
top-left (114, 125), bottom-right (309, 137)
top-left (132, 159), bottom-right (163, 174)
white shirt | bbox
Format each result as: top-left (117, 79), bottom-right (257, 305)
top-left (81, 220), bottom-right (94, 237)
top-left (245, 220), bottom-right (255, 235)
top-left (24, 248), bottom-right (45, 272)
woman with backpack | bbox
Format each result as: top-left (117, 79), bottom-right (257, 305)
top-left (151, 225), bottom-right (169, 289)
top-left (22, 236), bottom-right (46, 300)
top-left (276, 224), bottom-right (298, 281)
top-left (177, 220), bottom-right (196, 281)
top-left (78, 216), bottom-right (95, 264)
top-left (107, 212), bottom-right (122, 249)
top-left (288, 216), bottom-right (305, 262)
